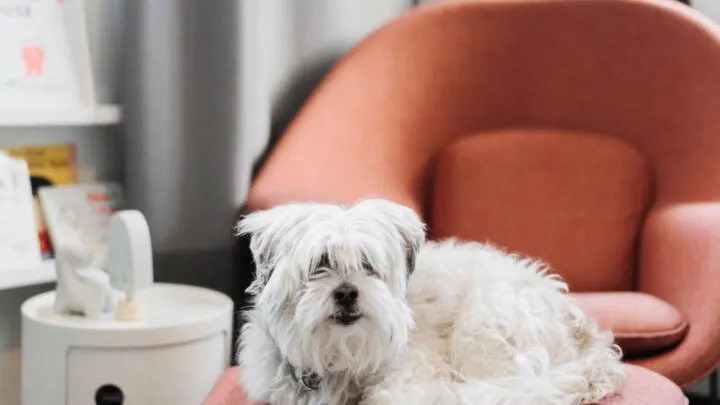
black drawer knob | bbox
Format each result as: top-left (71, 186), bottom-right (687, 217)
top-left (95, 384), bottom-right (124, 405)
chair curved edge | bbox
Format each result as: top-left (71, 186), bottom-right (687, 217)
top-left (201, 365), bottom-right (686, 405)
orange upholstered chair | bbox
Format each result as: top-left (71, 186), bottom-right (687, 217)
top-left (205, 0), bottom-right (720, 403)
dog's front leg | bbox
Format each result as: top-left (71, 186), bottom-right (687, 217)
top-left (237, 321), bottom-right (282, 403)
top-left (361, 372), bottom-right (449, 405)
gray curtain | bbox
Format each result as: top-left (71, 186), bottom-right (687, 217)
top-left (123, 0), bottom-right (413, 293)
top-left (694, 0), bottom-right (720, 23)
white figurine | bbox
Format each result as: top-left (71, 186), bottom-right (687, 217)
top-left (53, 209), bottom-right (154, 321)
top-left (53, 241), bottom-right (116, 319)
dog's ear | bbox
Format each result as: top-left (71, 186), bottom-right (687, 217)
top-left (381, 201), bottom-right (426, 276)
top-left (235, 210), bottom-right (280, 295)
top-left (236, 203), bottom-right (323, 294)
top-left (402, 228), bottom-right (423, 277)
top-left (398, 218), bottom-right (424, 277)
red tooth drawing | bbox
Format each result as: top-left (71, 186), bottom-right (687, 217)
top-left (22, 46), bottom-right (45, 77)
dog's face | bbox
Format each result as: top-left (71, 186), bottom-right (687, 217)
top-left (237, 198), bottom-right (425, 377)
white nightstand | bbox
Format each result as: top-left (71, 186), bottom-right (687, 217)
top-left (21, 283), bottom-right (233, 405)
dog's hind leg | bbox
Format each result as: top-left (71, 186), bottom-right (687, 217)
top-left (361, 375), bottom-right (455, 405)
top-left (565, 318), bottom-right (627, 404)
top-left (453, 377), bottom-right (576, 405)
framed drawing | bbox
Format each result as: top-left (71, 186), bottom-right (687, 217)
top-left (0, 0), bottom-right (95, 107)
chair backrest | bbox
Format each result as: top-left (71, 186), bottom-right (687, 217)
top-left (248, 0), bottom-right (720, 291)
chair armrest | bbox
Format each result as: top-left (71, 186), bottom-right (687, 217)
top-left (635, 203), bottom-right (720, 386)
top-left (202, 367), bottom-right (259, 405)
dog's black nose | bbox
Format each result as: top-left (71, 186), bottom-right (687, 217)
top-left (333, 282), bottom-right (358, 307)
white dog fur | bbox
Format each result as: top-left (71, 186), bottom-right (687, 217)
top-left (236, 198), bottom-right (626, 405)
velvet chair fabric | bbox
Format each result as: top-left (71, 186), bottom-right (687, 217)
top-left (208, 0), bottom-right (720, 402)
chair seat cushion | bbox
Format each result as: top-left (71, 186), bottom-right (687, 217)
top-left (605, 365), bottom-right (687, 405)
top-left (202, 365), bottom-right (686, 405)
top-left (573, 292), bottom-right (689, 358)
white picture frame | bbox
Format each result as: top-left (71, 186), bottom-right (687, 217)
top-left (0, 0), bottom-right (96, 107)
top-left (59, 0), bottom-right (96, 105)
top-left (39, 183), bottom-right (123, 269)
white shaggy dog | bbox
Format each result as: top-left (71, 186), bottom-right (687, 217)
top-left (236, 199), bottom-right (626, 405)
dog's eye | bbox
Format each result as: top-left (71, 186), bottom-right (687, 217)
top-left (309, 253), bottom-right (331, 280)
top-left (362, 258), bottom-right (379, 278)
top-left (309, 267), bottom-right (329, 279)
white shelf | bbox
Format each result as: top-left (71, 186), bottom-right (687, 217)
top-left (0, 104), bottom-right (121, 127)
top-left (0, 260), bottom-right (56, 291)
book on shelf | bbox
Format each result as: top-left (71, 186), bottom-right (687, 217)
top-left (4, 143), bottom-right (78, 259)
top-left (0, 151), bottom-right (43, 270)
top-left (39, 182), bottom-right (124, 268)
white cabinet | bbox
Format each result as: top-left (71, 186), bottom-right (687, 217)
top-left (21, 284), bottom-right (233, 405)
top-left (67, 334), bottom-right (227, 405)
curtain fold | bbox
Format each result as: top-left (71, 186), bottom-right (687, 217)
top-left (123, 0), bottom-right (412, 287)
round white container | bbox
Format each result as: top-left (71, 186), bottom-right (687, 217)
top-left (21, 283), bottom-right (233, 405)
